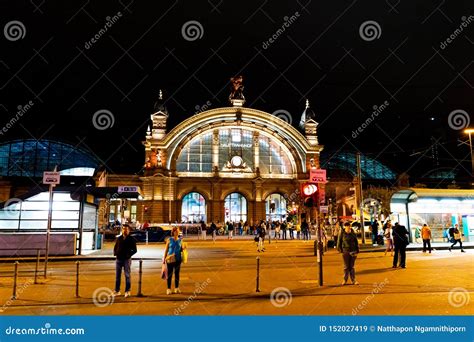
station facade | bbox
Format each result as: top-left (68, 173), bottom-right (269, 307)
top-left (102, 95), bottom-right (323, 226)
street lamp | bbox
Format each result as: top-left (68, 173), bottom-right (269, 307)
top-left (464, 128), bottom-right (474, 178)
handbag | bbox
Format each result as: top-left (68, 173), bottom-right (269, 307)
top-left (165, 253), bottom-right (176, 264)
top-left (182, 249), bottom-right (188, 264)
top-left (454, 233), bottom-right (461, 240)
top-left (161, 262), bottom-right (168, 280)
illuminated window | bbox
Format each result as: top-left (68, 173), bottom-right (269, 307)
top-left (265, 194), bottom-right (287, 221)
top-left (181, 192), bottom-right (206, 223)
top-left (224, 193), bottom-right (247, 223)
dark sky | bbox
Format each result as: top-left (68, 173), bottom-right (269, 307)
top-left (1, 0), bottom-right (473, 180)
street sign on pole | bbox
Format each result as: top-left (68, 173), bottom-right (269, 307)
top-left (309, 169), bottom-right (326, 183)
top-left (43, 172), bottom-right (60, 185)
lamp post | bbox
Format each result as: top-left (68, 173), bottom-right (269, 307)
top-left (464, 129), bottom-right (474, 179)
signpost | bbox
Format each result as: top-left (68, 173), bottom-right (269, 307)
top-left (43, 169), bottom-right (60, 278)
top-left (309, 169), bottom-right (326, 183)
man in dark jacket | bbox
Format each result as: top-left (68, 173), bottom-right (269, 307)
top-left (392, 222), bottom-right (409, 268)
top-left (113, 225), bottom-right (137, 297)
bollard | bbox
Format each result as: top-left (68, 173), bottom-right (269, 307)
top-left (256, 256), bottom-right (260, 293)
top-left (137, 259), bottom-right (144, 297)
top-left (34, 249), bottom-right (40, 284)
top-left (12, 261), bottom-right (19, 300)
top-left (75, 261), bottom-right (80, 298)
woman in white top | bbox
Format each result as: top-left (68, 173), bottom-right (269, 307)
top-left (384, 221), bottom-right (394, 256)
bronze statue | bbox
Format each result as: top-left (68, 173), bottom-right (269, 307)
top-left (229, 75), bottom-right (245, 100)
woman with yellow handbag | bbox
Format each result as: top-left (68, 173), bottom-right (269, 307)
top-left (163, 227), bottom-right (187, 294)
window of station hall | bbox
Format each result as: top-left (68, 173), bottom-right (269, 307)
top-left (265, 193), bottom-right (287, 222)
top-left (181, 192), bottom-right (206, 223)
top-left (176, 128), bottom-right (293, 176)
top-left (224, 192), bottom-right (247, 223)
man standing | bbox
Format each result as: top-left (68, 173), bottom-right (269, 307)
top-left (421, 224), bottom-right (432, 253)
top-left (210, 221), bottom-right (217, 242)
top-left (392, 222), bottom-right (409, 268)
top-left (281, 221), bottom-right (287, 240)
top-left (113, 225), bottom-right (137, 297)
top-left (200, 220), bottom-right (207, 240)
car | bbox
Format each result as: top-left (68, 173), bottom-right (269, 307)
top-left (130, 226), bottom-right (171, 243)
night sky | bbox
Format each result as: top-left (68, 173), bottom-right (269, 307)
top-left (1, 0), bottom-right (473, 180)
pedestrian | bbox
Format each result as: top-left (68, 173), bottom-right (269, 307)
top-left (414, 226), bottom-right (421, 243)
top-left (383, 221), bottom-right (394, 256)
top-left (448, 224), bottom-right (465, 253)
top-left (163, 227), bottom-right (187, 294)
top-left (337, 222), bottom-right (359, 285)
top-left (210, 221), bottom-right (217, 242)
top-left (228, 221), bottom-right (234, 240)
top-left (288, 222), bottom-right (294, 239)
top-left (281, 221), bottom-right (287, 240)
top-left (421, 224), bottom-right (432, 253)
top-left (332, 222), bottom-right (341, 248)
top-left (301, 220), bottom-right (309, 241)
top-left (296, 223), bottom-right (301, 240)
top-left (112, 225), bottom-right (137, 298)
top-left (392, 222), bottom-right (409, 268)
top-left (371, 220), bottom-right (379, 246)
top-left (275, 222), bottom-right (281, 240)
top-left (200, 220), bottom-right (207, 240)
top-left (257, 221), bottom-right (266, 252)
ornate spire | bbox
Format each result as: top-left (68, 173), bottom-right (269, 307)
top-left (305, 99), bottom-right (309, 109)
top-left (159, 89), bottom-right (163, 100)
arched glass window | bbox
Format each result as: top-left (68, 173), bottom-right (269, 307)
top-left (265, 193), bottom-right (287, 222)
top-left (181, 192), bottom-right (206, 223)
top-left (224, 193), bottom-right (247, 223)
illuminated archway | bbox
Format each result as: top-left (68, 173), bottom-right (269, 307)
top-left (224, 192), bottom-right (247, 223)
top-left (265, 193), bottom-right (287, 222)
top-left (181, 192), bottom-right (206, 223)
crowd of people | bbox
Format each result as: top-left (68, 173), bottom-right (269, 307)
top-left (110, 219), bottom-right (467, 295)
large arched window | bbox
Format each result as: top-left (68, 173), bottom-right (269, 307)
top-left (176, 128), bottom-right (294, 177)
top-left (181, 192), bottom-right (206, 223)
top-left (224, 193), bottom-right (247, 223)
top-left (265, 193), bottom-right (287, 222)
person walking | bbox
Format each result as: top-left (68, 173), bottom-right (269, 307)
top-left (332, 222), bottom-right (341, 248)
top-left (421, 224), bottom-right (432, 253)
top-left (163, 227), bottom-right (186, 294)
top-left (281, 221), bottom-right (287, 240)
top-left (228, 221), bottom-right (234, 240)
top-left (257, 221), bottom-right (266, 252)
top-left (371, 220), bottom-right (379, 246)
top-left (301, 220), bottom-right (309, 241)
top-left (200, 220), bottom-right (207, 241)
top-left (112, 225), bottom-right (137, 298)
top-left (383, 221), bottom-right (394, 256)
top-left (449, 224), bottom-right (465, 252)
top-left (288, 222), bottom-right (294, 239)
top-left (275, 222), bottom-right (281, 240)
top-left (210, 221), bottom-right (217, 242)
top-left (392, 222), bottom-right (409, 268)
top-left (337, 222), bottom-right (359, 285)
